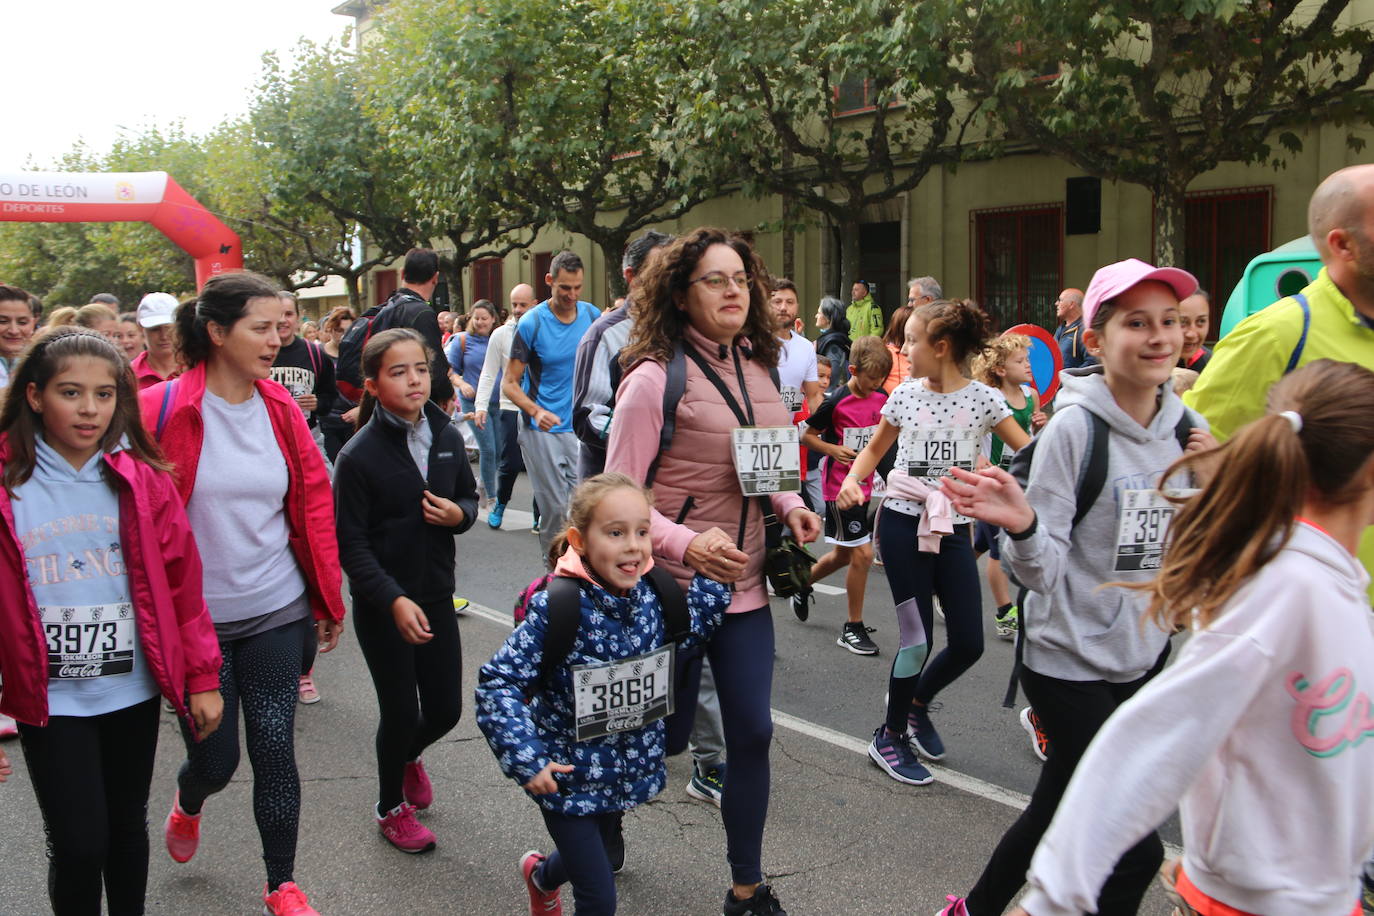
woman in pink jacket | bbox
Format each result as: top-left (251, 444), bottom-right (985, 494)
top-left (140, 272), bottom-right (345, 916)
top-left (606, 228), bottom-right (821, 916)
top-left (0, 327), bottom-right (223, 916)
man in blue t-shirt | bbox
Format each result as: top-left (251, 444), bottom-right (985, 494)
top-left (503, 250), bottom-right (600, 551)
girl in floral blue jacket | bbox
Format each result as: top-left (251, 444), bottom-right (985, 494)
top-left (476, 473), bottom-right (728, 916)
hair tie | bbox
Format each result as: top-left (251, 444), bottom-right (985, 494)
top-left (1279, 410), bottom-right (1303, 433)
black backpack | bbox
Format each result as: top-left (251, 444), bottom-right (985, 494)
top-left (335, 295), bottom-right (406, 403)
top-left (999, 403), bottom-right (1195, 706)
top-left (533, 566), bottom-right (702, 755)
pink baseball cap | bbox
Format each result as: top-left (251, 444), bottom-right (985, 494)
top-left (1081, 258), bottom-right (1197, 329)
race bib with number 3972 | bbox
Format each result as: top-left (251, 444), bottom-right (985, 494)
top-left (1114, 489), bottom-right (1196, 571)
top-left (731, 426), bottom-right (801, 496)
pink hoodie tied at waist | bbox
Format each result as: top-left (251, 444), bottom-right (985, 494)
top-left (882, 468), bottom-right (955, 553)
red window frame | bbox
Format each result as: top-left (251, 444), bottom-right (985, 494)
top-left (834, 76), bottom-right (877, 116)
top-left (970, 203), bottom-right (1064, 331)
top-left (471, 257), bottom-right (503, 307)
top-left (1155, 186), bottom-right (1272, 339)
top-left (374, 269), bottom-right (398, 305)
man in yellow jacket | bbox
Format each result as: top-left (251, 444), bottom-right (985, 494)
top-left (1186, 163), bottom-right (1374, 600)
top-left (845, 280), bottom-right (885, 340)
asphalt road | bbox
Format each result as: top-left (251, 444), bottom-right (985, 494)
top-left (0, 475), bottom-right (1175, 915)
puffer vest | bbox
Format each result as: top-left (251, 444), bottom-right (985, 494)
top-left (648, 327), bottom-right (790, 613)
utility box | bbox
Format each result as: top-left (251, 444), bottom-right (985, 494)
top-left (1219, 236), bottom-right (1323, 338)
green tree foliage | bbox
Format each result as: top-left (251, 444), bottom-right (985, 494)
top-left (654, 0), bottom-right (981, 300)
top-left (964, 0), bottom-right (1374, 266)
top-left (375, 0), bottom-right (724, 300)
top-left (251, 40), bottom-right (422, 306)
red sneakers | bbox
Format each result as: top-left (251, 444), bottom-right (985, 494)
top-left (262, 881), bottom-right (320, 916)
top-left (164, 793), bottom-right (201, 863)
top-left (376, 802), bottom-right (436, 854)
top-left (1020, 706), bottom-right (1050, 762)
top-left (403, 758), bottom-right (433, 809)
top-left (520, 850), bottom-right (562, 915)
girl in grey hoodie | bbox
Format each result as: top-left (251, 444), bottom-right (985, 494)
top-left (938, 259), bottom-right (1215, 916)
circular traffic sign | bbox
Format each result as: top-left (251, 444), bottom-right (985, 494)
top-left (1004, 323), bottom-right (1064, 402)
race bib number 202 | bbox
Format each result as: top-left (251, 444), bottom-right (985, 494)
top-left (731, 426), bottom-right (801, 496)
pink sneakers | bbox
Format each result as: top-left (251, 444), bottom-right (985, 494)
top-left (164, 793), bottom-right (201, 863)
top-left (376, 802), bottom-right (436, 854)
top-left (936, 895), bottom-right (970, 916)
top-left (520, 850), bottom-right (562, 915)
top-left (403, 758), bottom-right (433, 809)
top-left (297, 672), bottom-right (321, 705)
top-left (0, 713), bottom-right (18, 739)
top-left (262, 881), bottom-right (320, 916)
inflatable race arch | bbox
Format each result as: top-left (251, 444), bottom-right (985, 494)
top-left (0, 171), bottom-right (242, 287)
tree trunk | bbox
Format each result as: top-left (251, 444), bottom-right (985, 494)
top-left (602, 236), bottom-right (629, 302)
top-left (1153, 181), bottom-right (1188, 269)
top-left (837, 216), bottom-right (862, 310)
top-left (782, 191), bottom-right (796, 282)
top-left (445, 262), bottom-right (467, 313)
top-left (344, 271), bottom-right (363, 312)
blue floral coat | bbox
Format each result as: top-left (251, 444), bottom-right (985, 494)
top-left (475, 571), bottom-right (728, 815)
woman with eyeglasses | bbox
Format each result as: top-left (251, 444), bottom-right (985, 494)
top-left (606, 227), bottom-right (822, 916)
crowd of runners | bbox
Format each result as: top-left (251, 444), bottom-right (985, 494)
top-left (0, 164), bottom-right (1373, 916)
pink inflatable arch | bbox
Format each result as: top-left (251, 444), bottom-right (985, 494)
top-left (0, 171), bottom-right (242, 288)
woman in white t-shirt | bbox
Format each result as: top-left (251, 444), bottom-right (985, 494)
top-left (141, 272), bottom-right (346, 916)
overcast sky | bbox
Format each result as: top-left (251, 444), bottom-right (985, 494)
top-left (2, 0), bottom-right (353, 172)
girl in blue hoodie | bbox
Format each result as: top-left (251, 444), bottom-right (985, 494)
top-left (476, 473), bottom-right (728, 916)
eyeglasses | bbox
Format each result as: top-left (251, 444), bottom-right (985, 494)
top-left (689, 272), bottom-right (753, 293)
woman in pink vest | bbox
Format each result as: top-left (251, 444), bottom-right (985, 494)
top-left (606, 228), bottom-right (822, 916)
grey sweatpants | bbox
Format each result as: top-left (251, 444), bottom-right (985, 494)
top-left (689, 657), bottom-right (726, 770)
top-left (518, 425), bottom-right (580, 554)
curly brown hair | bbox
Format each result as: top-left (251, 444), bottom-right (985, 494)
top-left (621, 228), bottom-right (780, 370)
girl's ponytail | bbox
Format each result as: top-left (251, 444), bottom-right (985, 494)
top-left (1143, 359), bottom-right (1374, 630)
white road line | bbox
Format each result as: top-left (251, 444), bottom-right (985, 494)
top-left (461, 600), bottom-right (1026, 810)
top-left (495, 508), bottom-right (534, 531)
top-left (812, 583), bottom-right (847, 597)
top-left (461, 598), bottom-right (1184, 853)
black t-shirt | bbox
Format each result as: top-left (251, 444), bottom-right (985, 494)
top-left (271, 337), bottom-right (336, 427)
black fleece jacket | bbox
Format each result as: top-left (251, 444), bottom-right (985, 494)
top-left (334, 401), bottom-right (478, 608)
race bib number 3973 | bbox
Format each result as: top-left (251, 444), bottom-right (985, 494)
top-left (572, 645), bottom-right (674, 742)
top-left (41, 602), bottom-right (137, 679)
top-left (731, 426), bottom-right (801, 496)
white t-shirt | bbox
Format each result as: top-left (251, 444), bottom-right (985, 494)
top-left (776, 331), bottom-right (818, 414)
top-left (880, 377), bottom-right (1010, 522)
top-left (187, 389), bottom-right (308, 622)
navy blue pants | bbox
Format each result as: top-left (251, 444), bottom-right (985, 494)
top-left (706, 605), bottom-right (775, 886)
top-left (496, 408), bottom-right (527, 507)
top-left (536, 809), bottom-right (624, 915)
top-left (876, 512), bottom-right (983, 734)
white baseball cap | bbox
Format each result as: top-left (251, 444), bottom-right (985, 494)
top-left (137, 292), bottom-right (179, 329)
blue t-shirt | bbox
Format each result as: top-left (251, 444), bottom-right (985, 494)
top-left (447, 331), bottom-right (495, 406)
top-left (510, 301), bottom-right (600, 432)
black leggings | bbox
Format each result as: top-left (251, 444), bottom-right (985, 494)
top-left (497, 408), bottom-right (527, 506)
top-left (19, 697), bottom-right (160, 916)
top-left (964, 649), bottom-right (1170, 916)
top-left (877, 512), bottom-right (983, 734)
top-left (354, 599), bottom-right (463, 812)
top-left (176, 615), bottom-right (313, 891)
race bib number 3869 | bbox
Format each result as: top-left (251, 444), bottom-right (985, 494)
top-left (731, 426), bottom-right (801, 496)
top-left (572, 645), bottom-right (674, 742)
top-left (41, 602), bottom-right (137, 679)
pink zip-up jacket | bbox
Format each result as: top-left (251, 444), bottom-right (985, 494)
top-left (0, 437), bottom-right (222, 731)
top-left (139, 363), bottom-right (345, 625)
top-left (606, 326), bottom-right (805, 613)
